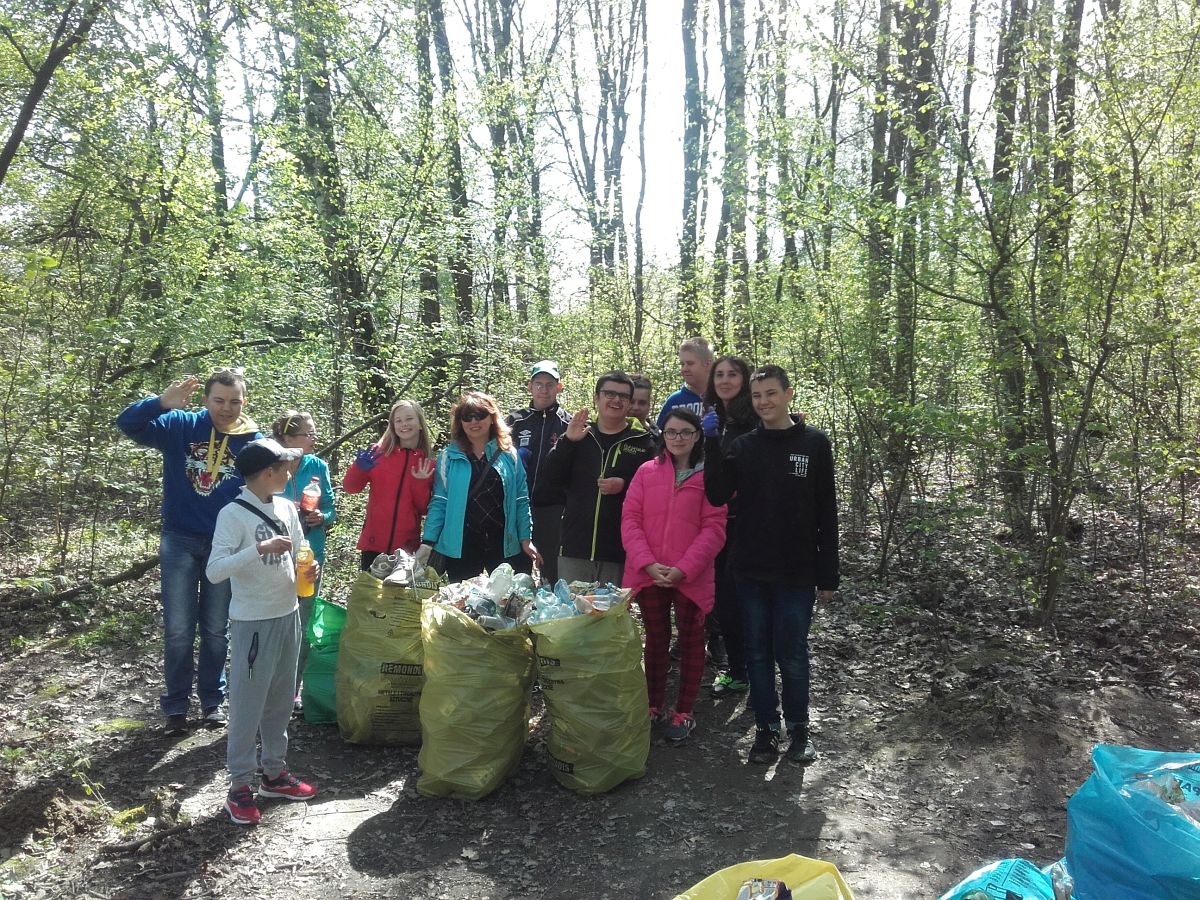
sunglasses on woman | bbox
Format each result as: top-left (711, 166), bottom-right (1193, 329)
top-left (459, 410), bottom-right (490, 422)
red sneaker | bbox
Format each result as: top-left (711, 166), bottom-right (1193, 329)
top-left (225, 786), bottom-right (261, 825)
top-left (258, 770), bottom-right (317, 801)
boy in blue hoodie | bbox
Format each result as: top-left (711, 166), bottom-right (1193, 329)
top-left (117, 369), bottom-right (262, 734)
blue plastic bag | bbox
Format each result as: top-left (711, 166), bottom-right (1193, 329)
top-left (1066, 744), bottom-right (1200, 900)
top-left (937, 858), bottom-right (1055, 900)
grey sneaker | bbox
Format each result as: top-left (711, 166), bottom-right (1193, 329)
top-left (784, 727), bottom-right (817, 764)
top-left (664, 712), bottom-right (696, 742)
top-left (201, 706), bottom-right (227, 728)
top-left (369, 553), bottom-right (397, 579)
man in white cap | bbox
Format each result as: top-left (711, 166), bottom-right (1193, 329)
top-left (506, 360), bottom-right (572, 584)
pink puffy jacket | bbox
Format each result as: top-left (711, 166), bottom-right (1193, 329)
top-left (621, 456), bottom-right (727, 613)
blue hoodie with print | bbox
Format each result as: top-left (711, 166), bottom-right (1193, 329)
top-left (117, 396), bottom-right (262, 537)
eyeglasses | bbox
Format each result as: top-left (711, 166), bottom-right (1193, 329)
top-left (459, 410), bottom-right (490, 422)
top-left (597, 389), bottom-right (632, 403)
top-left (212, 366), bottom-right (245, 376)
top-left (663, 428), bottom-right (698, 440)
top-left (530, 381), bottom-right (558, 391)
top-left (294, 431), bottom-right (317, 438)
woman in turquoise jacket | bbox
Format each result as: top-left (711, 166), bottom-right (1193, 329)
top-left (416, 392), bottom-right (541, 582)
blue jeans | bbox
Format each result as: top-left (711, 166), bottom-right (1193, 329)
top-left (737, 578), bottom-right (815, 731)
top-left (159, 529), bottom-right (231, 717)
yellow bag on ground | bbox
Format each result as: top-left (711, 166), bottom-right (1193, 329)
top-left (416, 602), bottom-right (534, 800)
top-left (336, 572), bottom-right (439, 745)
top-left (674, 854), bottom-right (856, 900)
top-left (530, 593), bottom-right (649, 794)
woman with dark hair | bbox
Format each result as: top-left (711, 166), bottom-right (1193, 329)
top-left (621, 409), bottom-right (726, 742)
top-left (701, 355), bottom-right (756, 697)
top-left (415, 391), bottom-right (540, 582)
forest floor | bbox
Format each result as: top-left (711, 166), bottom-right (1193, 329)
top-left (1, 502), bottom-right (1198, 900)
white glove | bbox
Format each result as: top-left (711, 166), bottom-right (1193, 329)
top-left (414, 543), bottom-right (433, 566)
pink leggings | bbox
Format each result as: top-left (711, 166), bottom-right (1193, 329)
top-left (638, 586), bottom-right (705, 715)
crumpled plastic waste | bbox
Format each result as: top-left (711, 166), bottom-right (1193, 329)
top-left (433, 567), bottom-right (623, 631)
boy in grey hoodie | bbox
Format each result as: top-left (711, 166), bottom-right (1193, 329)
top-left (207, 438), bottom-right (319, 825)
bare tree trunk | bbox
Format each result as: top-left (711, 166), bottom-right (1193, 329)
top-left (415, 0), bottom-right (446, 390)
top-left (632, 0), bottom-right (649, 353)
top-left (679, 0), bottom-right (703, 334)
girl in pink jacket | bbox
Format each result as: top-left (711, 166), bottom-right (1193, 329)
top-left (621, 409), bottom-right (727, 742)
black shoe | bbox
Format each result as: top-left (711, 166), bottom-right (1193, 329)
top-left (201, 706), bottom-right (227, 728)
top-left (748, 726), bottom-right (781, 764)
top-left (164, 714), bottom-right (189, 736)
top-left (784, 727), bottom-right (817, 764)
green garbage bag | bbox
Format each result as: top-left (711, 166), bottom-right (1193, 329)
top-left (336, 571), bottom-right (439, 745)
top-left (416, 602), bottom-right (534, 800)
top-left (531, 594), bottom-right (649, 793)
top-left (302, 597), bottom-right (345, 725)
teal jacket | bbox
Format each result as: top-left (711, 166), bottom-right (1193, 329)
top-left (279, 454), bottom-right (337, 563)
top-left (422, 439), bottom-right (532, 559)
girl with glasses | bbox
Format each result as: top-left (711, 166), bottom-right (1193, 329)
top-left (621, 408), bottom-right (727, 743)
top-left (343, 399), bottom-right (436, 571)
top-left (415, 392), bottom-right (540, 582)
top-left (273, 410), bottom-right (338, 708)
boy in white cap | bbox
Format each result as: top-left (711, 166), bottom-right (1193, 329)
top-left (207, 438), bottom-right (319, 825)
top-left (507, 360), bottom-right (572, 584)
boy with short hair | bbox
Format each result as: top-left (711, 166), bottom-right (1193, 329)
top-left (207, 438), bottom-right (319, 825)
top-left (656, 337), bottom-right (714, 429)
top-left (116, 368), bottom-right (261, 734)
top-left (544, 370), bottom-right (657, 585)
top-left (704, 365), bottom-right (839, 766)
top-left (628, 373), bottom-right (661, 439)
top-left (507, 360), bottom-right (573, 584)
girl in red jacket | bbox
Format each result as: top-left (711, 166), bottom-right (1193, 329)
top-left (621, 409), bottom-right (727, 742)
top-left (343, 399), bottom-right (436, 570)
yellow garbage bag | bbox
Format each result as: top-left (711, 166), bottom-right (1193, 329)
top-left (530, 594), bottom-right (649, 794)
top-left (674, 853), bottom-right (856, 900)
top-left (416, 602), bottom-right (534, 800)
top-left (336, 572), bottom-right (439, 745)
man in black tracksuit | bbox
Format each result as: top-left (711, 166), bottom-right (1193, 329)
top-left (704, 364), bottom-right (839, 767)
top-left (543, 370), bottom-right (657, 585)
top-left (507, 360), bottom-right (573, 584)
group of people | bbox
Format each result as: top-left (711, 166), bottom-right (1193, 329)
top-left (116, 339), bottom-right (839, 826)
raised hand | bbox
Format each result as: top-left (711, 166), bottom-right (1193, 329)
top-left (160, 376), bottom-right (201, 410)
top-left (565, 407), bottom-right (590, 442)
top-left (411, 456), bottom-right (435, 480)
top-left (354, 447), bottom-right (381, 471)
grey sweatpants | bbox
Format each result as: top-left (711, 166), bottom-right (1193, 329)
top-left (557, 556), bottom-right (624, 586)
top-left (228, 611), bottom-right (301, 789)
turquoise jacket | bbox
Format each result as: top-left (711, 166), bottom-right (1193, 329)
top-left (422, 439), bottom-right (532, 560)
top-left (280, 454), bottom-right (337, 563)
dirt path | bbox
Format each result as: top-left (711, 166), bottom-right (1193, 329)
top-left (2, 538), bottom-right (1198, 899)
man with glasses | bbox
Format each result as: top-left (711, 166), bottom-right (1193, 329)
top-left (117, 368), bottom-right (262, 735)
top-left (507, 360), bottom-right (572, 584)
top-left (544, 370), bottom-right (657, 585)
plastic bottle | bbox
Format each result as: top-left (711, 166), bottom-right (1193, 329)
top-left (295, 540), bottom-right (316, 597)
top-left (300, 476), bottom-right (321, 513)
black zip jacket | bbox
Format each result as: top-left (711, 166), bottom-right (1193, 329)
top-left (704, 421), bottom-right (839, 589)
top-left (507, 402), bottom-right (572, 507)
top-left (543, 418), bottom-right (657, 563)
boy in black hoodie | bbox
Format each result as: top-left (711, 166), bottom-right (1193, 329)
top-left (543, 370), bottom-right (656, 585)
top-left (704, 365), bottom-right (839, 766)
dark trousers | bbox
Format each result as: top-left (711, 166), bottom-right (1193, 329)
top-left (738, 579), bottom-right (816, 730)
top-left (531, 504), bottom-right (564, 585)
top-left (710, 540), bottom-right (747, 680)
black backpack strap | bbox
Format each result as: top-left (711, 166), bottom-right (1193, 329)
top-left (233, 499), bottom-right (286, 536)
